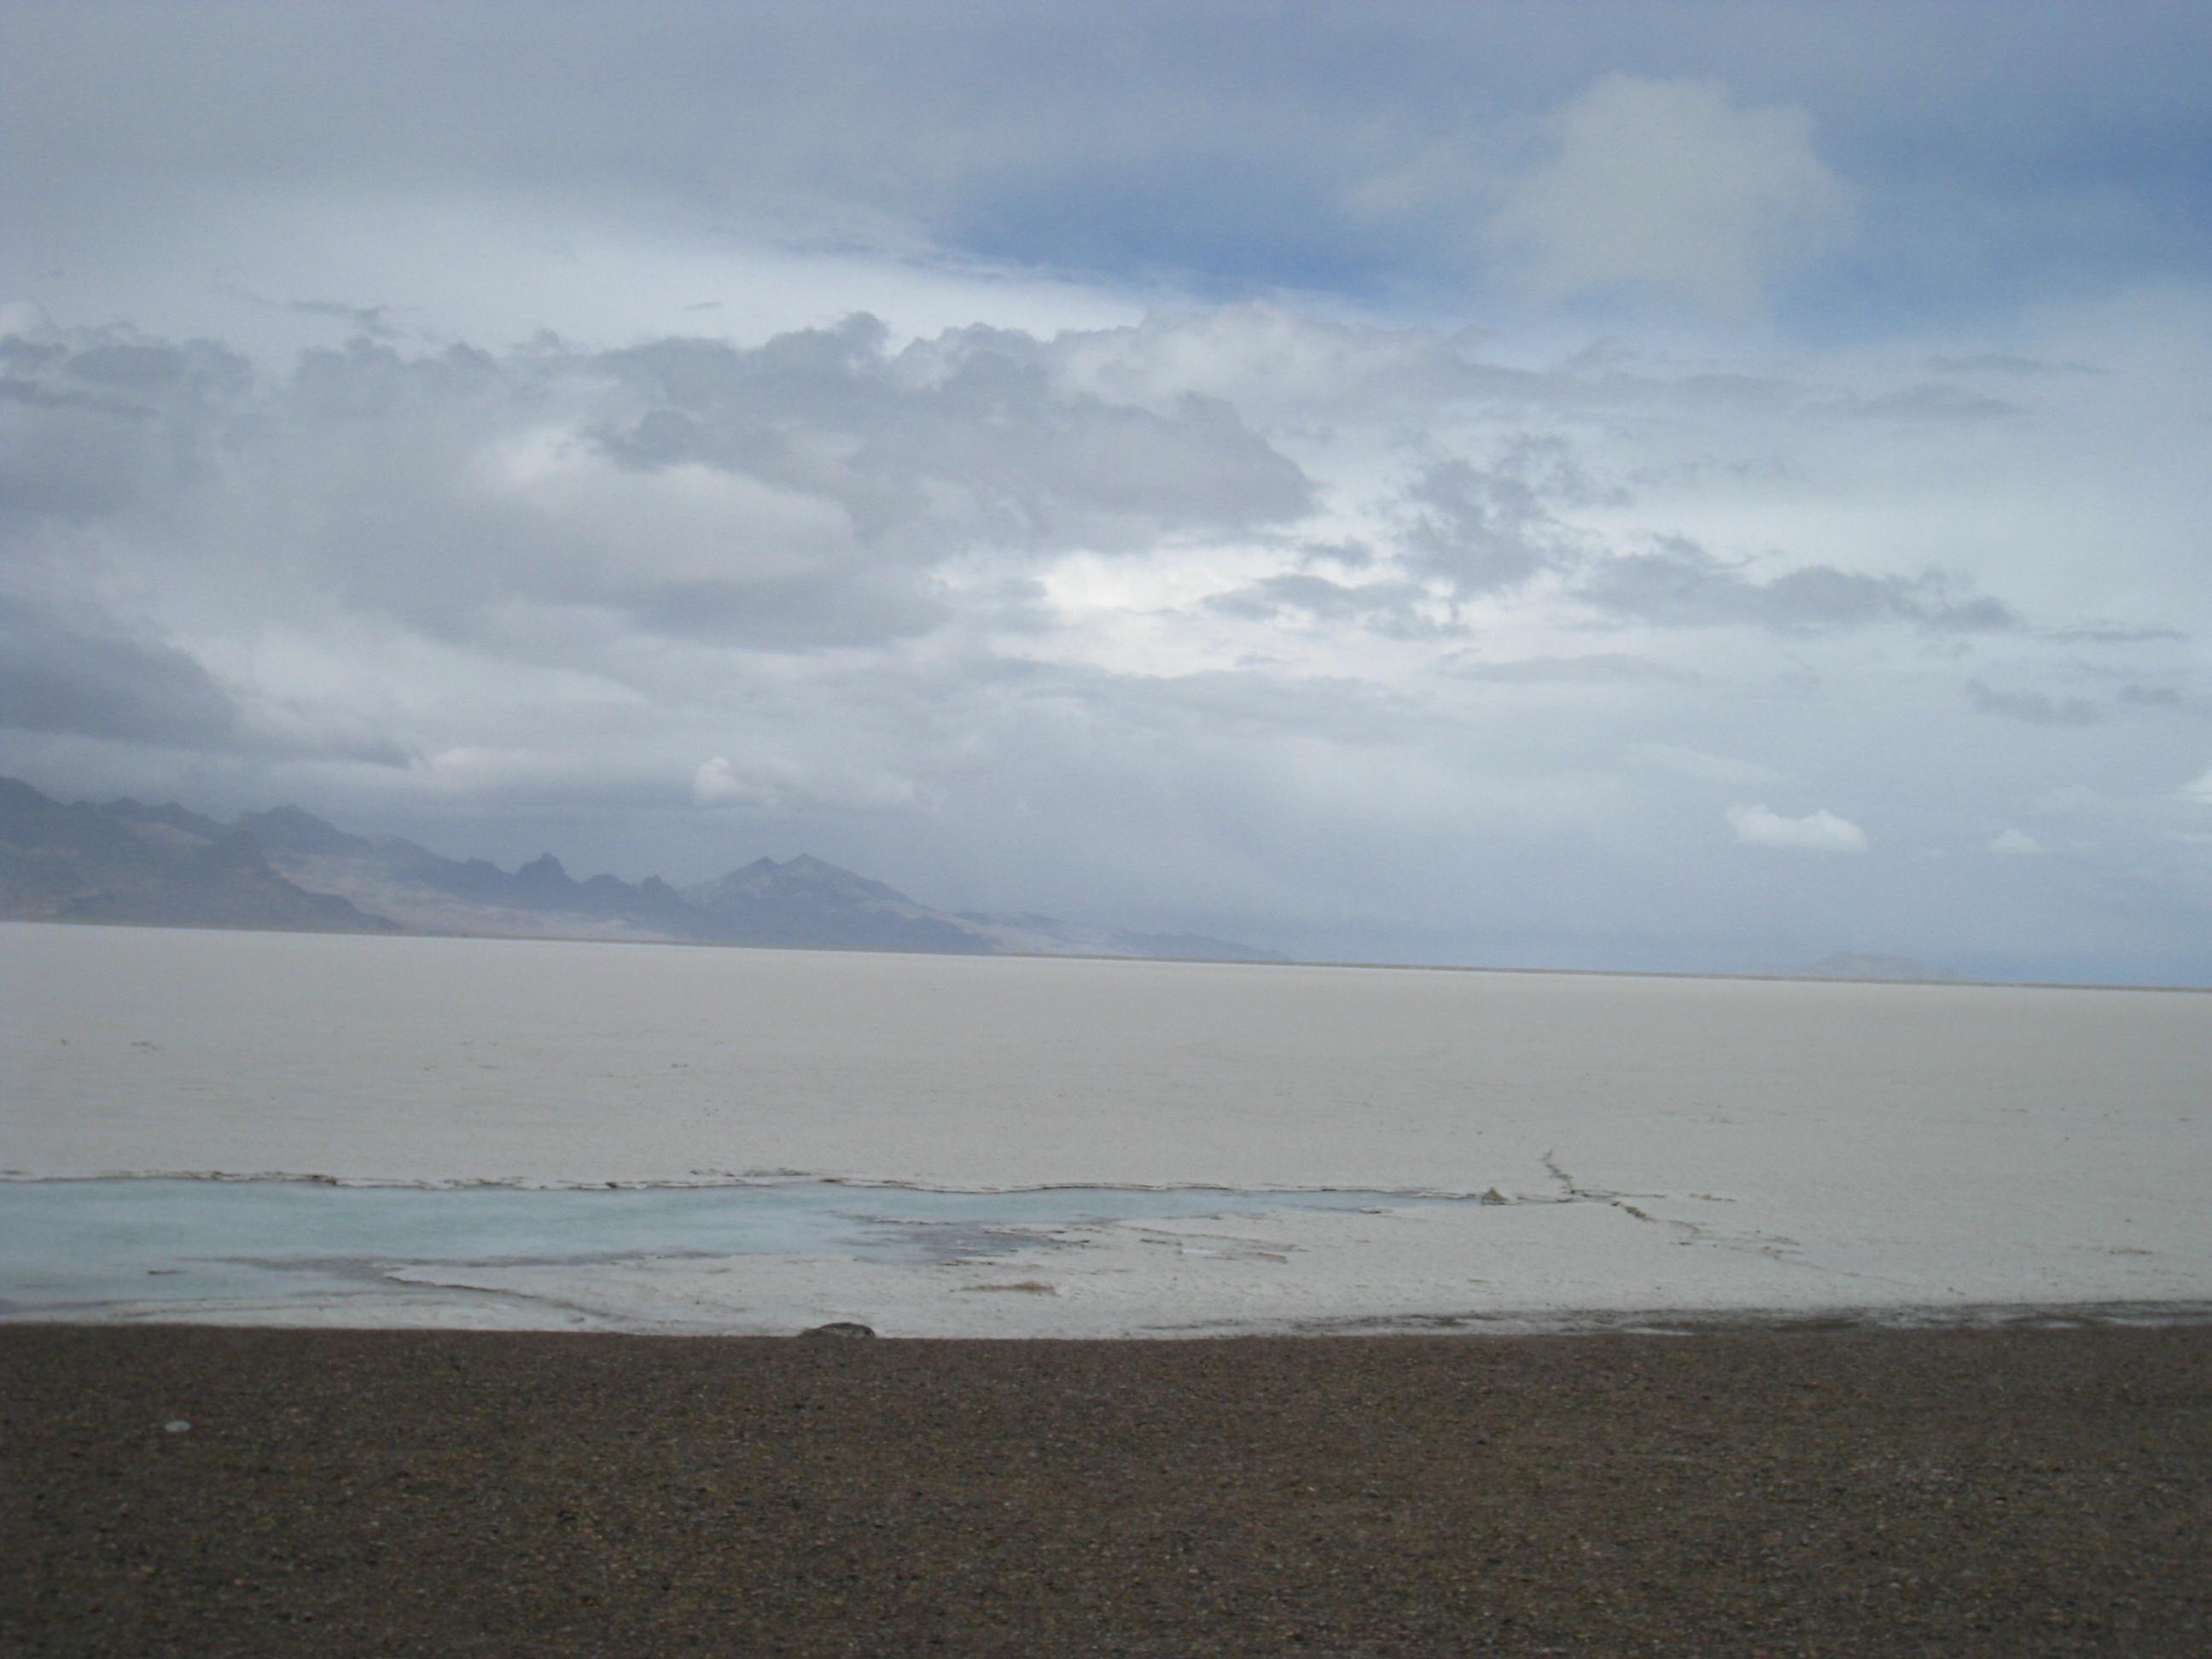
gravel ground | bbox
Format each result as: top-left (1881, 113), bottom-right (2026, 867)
top-left (4, 1323), bottom-right (2206, 1656)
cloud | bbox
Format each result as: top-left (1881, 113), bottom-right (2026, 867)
top-left (694, 755), bottom-right (920, 815)
top-left (1493, 75), bottom-right (1847, 311)
top-left (1447, 653), bottom-right (1695, 686)
top-left (0, 317), bottom-right (1315, 661)
top-left (2049, 623), bottom-right (2186, 645)
top-left (1726, 803), bottom-right (1868, 853)
top-left (218, 286), bottom-right (402, 340)
top-left (1965, 679), bottom-right (2104, 726)
top-left (1, 7), bottom-right (2209, 985)
top-left (623, 573), bottom-right (947, 652)
top-left (0, 280), bottom-right (2203, 981)
top-left (7, 3), bottom-right (2209, 336)
top-left (1400, 456), bottom-right (1569, 596)
top-left (1579, 538), bottom-right (2018, 633)
top-left (1924, 353), bottom-right (2099, 380)
top-left (2117, 684), bottom-right (2186, 710)
top-left (1829, 382), bottom-right (2016, 423)
top-left (1049, 303), bottom-right (1525, 427)
top-left (0, 329), bottom-right (252, 522)
top-left (0, 596), bottom-right (239, 747)
top-left (598, 323), bottom-right (1313, 555)
top-left (1204, 574), bottom-right (1456, 638)
top-left (1986, 828), bottom-right (2043, 855)
top-left (1641, 745), bottom-right (1778, 787)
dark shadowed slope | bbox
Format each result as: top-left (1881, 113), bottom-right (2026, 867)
top-left (0, 779), bottom-right (393, 933)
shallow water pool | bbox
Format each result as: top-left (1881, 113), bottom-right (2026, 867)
top-left (0, 1178), bottom-right (1441, 1322)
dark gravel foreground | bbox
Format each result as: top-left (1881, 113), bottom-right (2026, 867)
top-left (3, 1324), bottom-right (2206, 1656)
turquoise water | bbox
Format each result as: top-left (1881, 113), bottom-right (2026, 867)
top-left (0, 1178), bottom-right (1433, 1320)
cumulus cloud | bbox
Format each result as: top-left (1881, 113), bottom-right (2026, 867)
top-left (1400, 457), bottom-right (1569, 596)
top-left (1493, 75), bottom-right (1847, 312)
top-left (1726, 803), bottom-right (1868, 853)
top-left (1579, 538), bottom-right (2017, 633)
top-left (1986, 828), bottom-right (2043, 854)
top-left (1048, 304), bottom-right (1526, 427)
top-left (599, 322), bottom-right (1313, 554)
top-left (0, 317), bottom-right (1314, 664)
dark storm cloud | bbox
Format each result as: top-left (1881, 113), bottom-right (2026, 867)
top-left (1577, 538), bottom-right (2021, 634)
top-left (0, 596), bottom-right (239, 746)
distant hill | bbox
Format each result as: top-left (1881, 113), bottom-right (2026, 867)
top-left (0, 776), bottom-right (1282, 961)
top-left (0, 777), bottom-right (392, 934)
top-left (682, 855), bottom-right (994, 954)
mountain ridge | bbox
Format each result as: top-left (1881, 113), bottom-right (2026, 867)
top-left (0, 776), bottom-right (1283, 961)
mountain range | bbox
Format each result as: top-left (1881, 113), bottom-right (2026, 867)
top-left (0, 777), bottom-right (1281, 961)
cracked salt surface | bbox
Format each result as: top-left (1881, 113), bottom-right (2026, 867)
top-left (3, 923), bottom-right (2207, 1336)
top-left (0, 1179), bottom-right (1455, 1329)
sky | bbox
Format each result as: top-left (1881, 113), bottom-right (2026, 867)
top-left (3, 1), bottom-right (2210, 982)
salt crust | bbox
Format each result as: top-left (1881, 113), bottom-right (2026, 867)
top-left (5, 923), bottom-right (2206, 1334)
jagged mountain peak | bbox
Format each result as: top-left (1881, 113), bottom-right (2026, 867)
top-left (684, 853), bottom-right (907, 909)
top-left (0, 774), bottom-right (1280, 960)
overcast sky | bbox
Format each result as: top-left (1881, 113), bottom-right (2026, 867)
top-left (4, 1), bottom-right (2209, 981)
